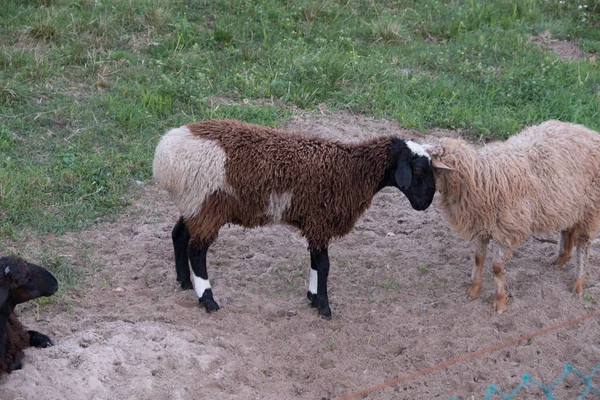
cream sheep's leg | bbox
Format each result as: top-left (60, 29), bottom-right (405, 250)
top-left (468, 237), bottom-right (489, 300)
top-left (491, 242), bottom-right (513, 314)
top-left (554, 229), bottom-right (576, 268)
top-left (573, 235), bottom-right (590, 296)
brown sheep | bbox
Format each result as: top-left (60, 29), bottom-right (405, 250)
top-left (0, 255), bottom-right (58, 373)
top-left (153, 119), bottom-right (436, 319)
top-left (428, 121), bottom-right (600, 313)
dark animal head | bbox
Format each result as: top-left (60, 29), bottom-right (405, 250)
top-left (389, 139), bottom-right (436, 211)
top-left (0, 256), bottom-right (59, 317)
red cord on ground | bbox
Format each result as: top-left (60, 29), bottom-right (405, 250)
top-left (337, 309), bottom-right (600, 400)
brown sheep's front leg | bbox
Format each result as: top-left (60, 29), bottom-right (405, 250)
top-left (28, 330), bottom-right (54, 348)
top-left (491, 242), bottom-right (513, 314)
top-left (188, 240), bottom-right (220, 313)
top-left (467, 237), bottom-right (489, 300)
top-left (11, 357), bottom-right (22, 371)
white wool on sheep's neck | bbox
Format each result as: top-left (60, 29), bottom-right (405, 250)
top-left (308, 268), bottom-right (318, 295)
top-left (152, 126), bottom-right (234, 219)
top-left (406, 140), bottom-right (431, 159)
top-left (193, 275), bottom-right (211, 298)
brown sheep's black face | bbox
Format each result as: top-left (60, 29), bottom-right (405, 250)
top-left (391, 139), bottom-right (436, 211)
top-left (398, 155), bottom-right (436, 211)
top-left (0, 256), bottom-right (59, 314)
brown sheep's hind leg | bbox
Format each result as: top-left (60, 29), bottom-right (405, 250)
top-left (308, 248), bottom-right (331, 320)
top-left (307, 252), bottom-right (317, 306)
top-left (188, 240), bottom-right (220, 313)
top-left (172, 216), bottom-right (193, 290)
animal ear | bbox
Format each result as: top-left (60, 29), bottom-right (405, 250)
top-left (0, 284), bottom-right (9, 307)
top-left (395, 160), bottom-right (412, 190)
top-left (431, 158), bottom-right (453, 170)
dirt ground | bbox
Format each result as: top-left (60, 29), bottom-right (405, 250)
top-left (530, 30), bottom-right (589, 62)
top-left (1, 114), bottom-right (599, 400)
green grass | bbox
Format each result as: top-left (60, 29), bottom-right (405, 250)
top-left (0, 0), bottom-right (599, 237)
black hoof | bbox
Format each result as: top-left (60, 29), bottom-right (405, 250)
top-left (307, 291), bottom-right (317, 308)
top-left (179, 279), bottom-right (193, 290)
top-left (28, 330), bottom-right (54, 348)
top-left (318, 305), bottom-right (332, 320)
top-left (199, 289), bottom-right (220, 313)
top-left (307, 293), bottom-right (331, 320)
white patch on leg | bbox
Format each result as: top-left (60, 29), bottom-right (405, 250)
top-left (153, 126), bottom-right (234, 219)
top-left (193, 275), bottom-right (211, 298)
top-left (406, 141), bottom-right (431, 160)
top-left (308, 269), bottom-right (318, 295)
top-left (266, 192), bottom-right (292, 223)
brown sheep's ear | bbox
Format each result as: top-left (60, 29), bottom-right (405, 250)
top-left (0, 284), bottom-right (9, 307)
top-left (395, 159), bottom-right (412, 190)
top-left (431, 158), bottom-right (453, 170)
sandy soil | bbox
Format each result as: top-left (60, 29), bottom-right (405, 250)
top-left (1, 113), bottom-right (599, 400)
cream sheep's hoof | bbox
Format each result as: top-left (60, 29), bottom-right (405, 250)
top-left (467, 282), bottom-right (482, 300)
top-left (573, 278), bottom-right (585, 297)
top-left (492, 293), bottom-right (508, 314)
top-left (553, 254), bottom-right (571, 269)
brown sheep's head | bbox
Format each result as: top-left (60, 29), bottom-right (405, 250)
top-left (0, 256), bottom-right (59, 316)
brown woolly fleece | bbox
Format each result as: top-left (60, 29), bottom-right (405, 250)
top-left (0, 314), bottom-right (28, 374)
top-left (177, 119), bottom-right (394, 250)
top-left (431, 120), bottom-right (600, 247)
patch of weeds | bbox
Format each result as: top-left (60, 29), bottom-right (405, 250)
top-left (317, 328), bottom-right (339, 353)
top-left (579, 38), bottom-right (600, 54)
top-left (20, 0), bottom-right (55, 6)
top-left (144, 7), bottom-right (172, 33)
top-left (583, 293), bottom-right (597, 304)
top-left (0, 79), bottom-right (29, 105)
top-left (302, 0), bottom-right (332, 24)
top-left (27, 12), bottom-right (62, 43)
top-left (424, 279), bottom-right (443, 289)
top-left (336, 258), bottom-right (351, 268)
top-left (418, 265), bottom-right (430, 274)
top-left (213, 24), bottom-right (233, 45)
top-left (379, 278), bottom-right (398, 291)
top-left (270, 262), bottom-right (306, 294)
top-left (371, 18), bottom-right (410, 44)
top-left (367, 292), bottom-right (374, 304)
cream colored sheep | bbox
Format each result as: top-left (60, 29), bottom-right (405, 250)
top-left (429, 121), bottom-right (600, 313)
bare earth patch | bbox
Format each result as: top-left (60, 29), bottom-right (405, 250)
top-left (530, 30), bottom-right (588, 62)
top-left (1, 114), bottom-right (599, 399)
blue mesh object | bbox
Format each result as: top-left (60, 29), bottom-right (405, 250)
top-left (449, 364), bottom-right (600, 400)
